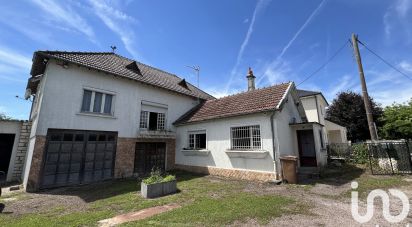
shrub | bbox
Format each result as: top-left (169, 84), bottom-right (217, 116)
top-left (352, 143), bottom-right (369, 164)
top-left (142, 168), bottom-right (176, 185)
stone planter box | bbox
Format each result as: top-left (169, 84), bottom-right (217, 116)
top-left (141, 180), bottom-right (177, 198)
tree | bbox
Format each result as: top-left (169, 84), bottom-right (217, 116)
top-left (0, 113), bottom-right (13, 120)
top-left (380, 99), bottom-right (412, 140)
top-left (326, 91), bottom-right (383, 142)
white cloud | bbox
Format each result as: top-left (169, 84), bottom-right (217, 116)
top-left (30, 0), bottom-right (96, 42)
top-left (225, 0), bottom-right (272, 93)
top-left (256, 0), bottom-right (326, 86)
top-left (88, 0), bottom-right (141, 59)
top-left (395, 0), bottom-right (411, 17)
top-left (383, 0), bottom-right (412, 40)
top-left (0, 47), bottom-right (31, 83)
top-left (243, 18), bottom-right (250, 24)
top-left (0, 47), bottom-right (32, 70)
top-left (325, 74), bottom-right (357, 100)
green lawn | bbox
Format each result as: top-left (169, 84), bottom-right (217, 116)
top-left (0, 171), bottom-right (303, 227)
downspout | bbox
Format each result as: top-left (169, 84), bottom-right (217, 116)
top-left (270, 110), bottom-right (281, 180)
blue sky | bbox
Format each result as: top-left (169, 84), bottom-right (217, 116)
top-left (1, 0), bottom-right (412, 119)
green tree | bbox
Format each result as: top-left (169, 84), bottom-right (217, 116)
top-left (326, 91), bottom-right (383, 142)
top-left (0, 113), bottom-right (13, 120)
top-left (380, 99), bottom-right (412, 140)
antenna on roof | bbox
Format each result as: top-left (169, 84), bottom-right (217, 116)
top-left (186, 65), bottom-right (200, 88)
top-left (110, 45), bottom-right (117, 53)
top-left (186, 65), bottom-right (201, 103)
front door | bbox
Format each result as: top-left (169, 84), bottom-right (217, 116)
top-left (134, 142), bottom-right (166, 175)
top-left (297, 130), bottom-right (317, 167)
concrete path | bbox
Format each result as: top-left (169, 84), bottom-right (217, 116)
top-left (98, 203), bottom-right (180, 226)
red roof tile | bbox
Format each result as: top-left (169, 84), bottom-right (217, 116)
top-left (174, 82), bottom-right (292, 125)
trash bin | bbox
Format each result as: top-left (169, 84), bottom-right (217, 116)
top-left (280, 156), bottom-right (298, 184)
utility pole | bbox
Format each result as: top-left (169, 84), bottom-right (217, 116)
top-left (351, 33), bottom-right (378, 141)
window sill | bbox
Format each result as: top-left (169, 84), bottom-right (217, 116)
top-left (225, 150), bottom-right (269, 159)
top-left (76, 112), bottom-right (116, 119)
top-left (182, 149), bottom-right (210, 156)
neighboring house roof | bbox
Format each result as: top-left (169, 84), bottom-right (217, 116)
top-left (29, 51), bottom-right (215, 100)
top-left (297, 89), bottom-right (329, 105)
top-left (174, 82), bottom-right (293, 125)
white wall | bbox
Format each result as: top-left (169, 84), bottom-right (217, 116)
top-left (0, 121), bottom-right (22, 181)
top-left (300, 96), bottom-right (318, 123)
top-left (274, 93), bottom-right (303, 158)
top-left (325, 120), bottom-right (348, 143)
top-left (175, 93), bottom-right (304, 175)
top-left (33, 60), bottom-right (199, 138)
top-left (175, 112), bottom-right (276, 173)
top-left (300, 95), bottom-right (327, 125)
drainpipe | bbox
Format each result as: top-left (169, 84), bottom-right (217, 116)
top-left (270, 111), bottom-right (281, 180)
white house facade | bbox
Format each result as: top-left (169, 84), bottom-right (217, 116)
top-left (15, 51), bottom-right (330, 190)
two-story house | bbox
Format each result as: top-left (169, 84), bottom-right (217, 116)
top-left (22, 51), bottom-right (213, 191)
top-left (18, 51), bottom-right (330, 191)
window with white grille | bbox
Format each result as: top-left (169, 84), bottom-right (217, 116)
top-left (139, 111), bottom-right (166, 130)
top-left (188, 131), bottom-right (206, 149)
top-left (231, 125), bottom-right (261, 150)
top-left (157, 113), bottom-right (165, 130)
top-left (139, 111), bottom-right (148, 129)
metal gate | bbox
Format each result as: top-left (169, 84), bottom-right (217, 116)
top-left (367, 142), bottom-right (412, 175)
top-left (134, 142), bottom-right (166, 175)
top-left (40, 129), bottom-right (117, 188)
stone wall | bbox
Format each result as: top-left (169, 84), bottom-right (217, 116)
top-left (11, 121), bottom-right (31, 181)
top-left (113, 137), bottom-right (176, 179)
top-left (175, 164), bottom-right (279, 182)
top-left (114, 138), bottom-right (136, 178)
top-left (26, 136), bottom-right (46, 192)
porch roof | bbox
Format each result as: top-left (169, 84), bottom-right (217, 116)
top-left (289, 122), bottom-right (324, 128)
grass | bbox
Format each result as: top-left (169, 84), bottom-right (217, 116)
top-left (0, 171), bottom-right (303, 227)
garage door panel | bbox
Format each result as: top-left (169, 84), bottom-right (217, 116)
top-left (47, 143), bottom-right (60, 153)
top-left (41, 130), bottom-right (117, 189)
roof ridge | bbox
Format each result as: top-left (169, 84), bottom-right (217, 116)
top-left (210, 82), bottom-right (291, 102)
top-left (37, 50), bottom-right (114, 55)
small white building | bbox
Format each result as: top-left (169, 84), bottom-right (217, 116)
top-left (18, 51), bottom-right (329, 190)
top-left (173, 69), bottom-right (328, 180)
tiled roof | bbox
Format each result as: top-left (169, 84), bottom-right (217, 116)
top-left (30, 51), bottom-right (214, 100)
top-left (174, 82), bottom-right (292, 125)
top-left (297, 89), bottom-right (321, 97)
top-left (297, 89), bottom-right (329, 105)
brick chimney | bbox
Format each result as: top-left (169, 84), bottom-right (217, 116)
top-left (246, 67), bottom-right (256, 91)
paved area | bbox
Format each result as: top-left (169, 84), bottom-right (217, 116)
top-left (98, 203), bottom-right (181, 226)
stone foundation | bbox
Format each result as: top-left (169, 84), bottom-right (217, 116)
top-left (26, 136), bottom-right (46, 192)
top-left (175, 164), bottom-right (279, 182)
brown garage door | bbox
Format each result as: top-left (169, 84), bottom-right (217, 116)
top-left (40, 129), bottom-right (117, 189)
top-left (134, 142), bottom-right (166, 175)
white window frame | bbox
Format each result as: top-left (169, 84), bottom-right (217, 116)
top-left (139, 111), bottom-right (167, 131)
top-left (81, 88), bottom-right (115, 116)
top-left (187, 130), bottom-right (207, 150)
top-left (230, 125), bottom-right (261, 150)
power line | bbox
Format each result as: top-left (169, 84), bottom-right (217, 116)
top-left (357, 39), bottom-right (412, 81)
top-left (297, 40), bottom-right (350, 86)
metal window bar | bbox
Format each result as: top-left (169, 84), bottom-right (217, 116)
top-left (139, 111), bottom-right (148, 129)
top-left (231, 125), bottom-right (261, 150)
